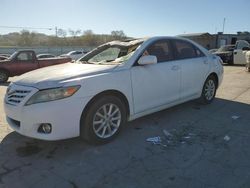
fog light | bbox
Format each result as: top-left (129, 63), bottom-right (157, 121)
top-left (38, 123), bottom-right (52, 134)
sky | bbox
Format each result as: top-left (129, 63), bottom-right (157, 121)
top-left (1, 0), bottom-right (250, 37)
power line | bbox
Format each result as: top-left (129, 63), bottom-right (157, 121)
top-left (0, 25), bottom-right (53, 30)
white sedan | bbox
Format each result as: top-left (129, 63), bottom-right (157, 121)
top-left (4, 37), bottom-right (223, 144)
top-left (60, 50), bottom-right (86, 60)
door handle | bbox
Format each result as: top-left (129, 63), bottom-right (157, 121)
top-left (171, 65), bottom-right (179, 71)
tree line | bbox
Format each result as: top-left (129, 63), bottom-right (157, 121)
top-left (0, 29), bottom-right (128, 47)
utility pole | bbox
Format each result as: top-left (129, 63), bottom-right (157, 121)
top-left (55, 26), bottom-right (58, 37)
top-left (222, 18), bottom-right (226, 34)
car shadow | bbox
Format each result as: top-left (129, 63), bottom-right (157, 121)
top-left (1, 97), bottom-right (250, 155)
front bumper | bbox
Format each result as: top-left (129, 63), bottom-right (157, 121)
top-left (4, 84), bottom-right (91, 140)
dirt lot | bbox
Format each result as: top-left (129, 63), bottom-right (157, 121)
top-left (0, 66), bottom-right (250, 188)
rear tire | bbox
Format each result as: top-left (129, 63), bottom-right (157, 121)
top-left (199, 75), bottom-right (217, 104)
top-left (0, 70), bottom-right (9, 83)
top-left (80, 95), bottom-right (127, 144)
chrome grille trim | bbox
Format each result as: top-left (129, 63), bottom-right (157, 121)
top-left (5, 84), bottom-right (35, 106)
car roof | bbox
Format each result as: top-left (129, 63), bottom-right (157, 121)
top-left (108, 36), bottom-right (198, 46)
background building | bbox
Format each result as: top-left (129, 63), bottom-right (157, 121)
top-left (179, 32), bottom-right (250, 49)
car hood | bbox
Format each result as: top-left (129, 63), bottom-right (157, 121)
top-left (214, 51), bottom-right (232, 55)
top-left (13, 62), bottom-right (118, 89)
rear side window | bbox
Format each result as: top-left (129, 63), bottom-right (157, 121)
top-left (144, 40), bottom-right (173, 63)
top-left (173, 40), bottom-right (204, 59)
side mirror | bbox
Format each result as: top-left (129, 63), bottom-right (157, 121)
top-left (242, 47), bottom-right (250, 51)
top-left (138, 55), bottom-right (157, 65)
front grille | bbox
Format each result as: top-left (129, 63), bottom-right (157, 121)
top-left (6, 88), bottom-right (31, 105)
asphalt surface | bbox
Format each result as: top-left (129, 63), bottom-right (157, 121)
top-left (0, 65), bottom-right (250, 188)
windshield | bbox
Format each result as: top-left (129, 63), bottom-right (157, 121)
top-left (9, 52), bottom-right (18, 60)
top-left (79, 40), bottom-right (143, 65)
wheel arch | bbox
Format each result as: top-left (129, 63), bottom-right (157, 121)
top-left (80, 89), bottom-right (131, 123)
top-left (0, 68), bottom-right (10, 82)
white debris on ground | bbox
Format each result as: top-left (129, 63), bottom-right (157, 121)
top-left (146, 129), bottom-right (196, 147)
top-left (146, 136), bottom-right (161, 144)
top-left (224, 135), bottom-right (231, 141)
top-left (163, 129), bottom-right (172, 137)
top-left (231, 115), bottom-right (240, 120)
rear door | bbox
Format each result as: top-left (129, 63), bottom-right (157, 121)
top-left (14, 52), bottom-right (38, 75)
top-left (131, 39), bottom-right (181, 114)
top-left (171, 39), bottom-right (209, 100)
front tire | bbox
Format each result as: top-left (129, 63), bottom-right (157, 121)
top-left (80, 95), bottom-right (127, 144)
top-left (0, 70), bottom-right (9, 83)
top-left (200, 75), bottom-right (217, 104)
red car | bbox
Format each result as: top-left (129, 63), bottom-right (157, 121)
top-left (0, 50), bottom-right (71, 83)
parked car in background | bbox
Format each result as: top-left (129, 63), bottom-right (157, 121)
top-left (213, 45), bottom-right (235, 64)
top-left (246, 51), bottom-right (250, 72)
top-left (4, 37), bottom-right (223, 144)
top-left (0, 54), bottom-right (11, 58)
top-left (0, 50), bottom-right (71, 82)
top-left (37, 54), bottom-right (56, 59)
top-left (233, 40), bottom-right (250, 65)
top-left (60, 50), bottom-right (87, 60)
top-left (213, 40), bottom-right (250, 65)
top-left (209, 49), bottom-right (218, 53)
top-left (0, 55), bottom-right (8, 61)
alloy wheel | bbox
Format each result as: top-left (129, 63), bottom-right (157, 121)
top-left (93, 103), bottom-right (121, 139)
top-left (204, 79), bottom-right (215, 101)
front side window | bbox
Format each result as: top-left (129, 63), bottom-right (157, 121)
top-left (173, 40), bottom-right (198, 59)
top-left (143, 40), bottom-right (173, 63)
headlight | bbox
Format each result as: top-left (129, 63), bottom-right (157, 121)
top-left (25, 85), bottom-right (80, 105)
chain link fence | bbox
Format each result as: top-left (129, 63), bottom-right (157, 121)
top-left (0, 46), bottom-right (93, 56)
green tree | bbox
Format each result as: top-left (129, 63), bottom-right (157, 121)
top-left (111, 30), bottom-right (126, 40)
top-left (17, 30), bottom-right (36, 46)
